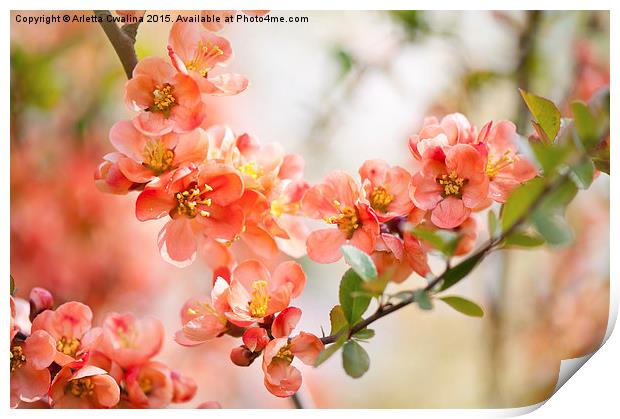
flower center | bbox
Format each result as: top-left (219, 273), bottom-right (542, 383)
top-left (437, 171), bottom-right (465, 197)
top-left (175, 184), bottom-right (213, 218)
top-left (186, 40), bottom-right (224, 76)
top-left (10, 346), bottom-right (26, 372)
top-left (56, 336), bottom-right (81, 357)
top-left (67, 377), bottom-right (95, 398)
top-left (270, 198), bottom-right (299, 218)
top-left (143, 139), bottom-right (175, 174)
top-left (369, 186), bottom-right (394, 212)
top-left (324, 201), bottom-right (360, 239)
top-left (248, 280), bottom-right (270, 318)
top-left (139, 377), bottom-right (153, 395)
top-left (151, 83), bottom-right (176, 115)
top-left (274, 343), bottom-right (293, 364)
top-left (485, 150), bottom-right (515, 179)
top-left (239, 161), bottom-right (264, 180)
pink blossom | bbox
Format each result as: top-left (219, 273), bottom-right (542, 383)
top-left (408, 113), bottom-right (478, 160)
top-left (125, 361), bottom-right (173, 408)
top-left (171, 370), bottom-right (198, 403)
top-left (10, 330), bottom-right (56, 407)
top-left (359, 159), bottom-right (414, 221)
top-left (125, 57), bottom-right (205, 136)
top-left (94, 152), bottom-right (135, 195)
top-left (49, 364), bottom-right (120, 408)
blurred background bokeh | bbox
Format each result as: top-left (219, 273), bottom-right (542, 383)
top-left (10, 10), bottom-right (610, 408)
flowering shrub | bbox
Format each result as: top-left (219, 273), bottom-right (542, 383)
top-left (9, 286), bottom-right (202, 408)
top-left (11, 10), bottom-right (610, 408)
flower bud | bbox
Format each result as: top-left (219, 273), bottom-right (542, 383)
top-left (171, 370), bottom-right (198, 403)
top-left (29, 287), bottom-right (53, 319)
top-left (242, 327), bottom-right (270, 353)
top-left (94, 153), bottom-right (133, 195)
top-left (230, 346), bottom-right (257, 367)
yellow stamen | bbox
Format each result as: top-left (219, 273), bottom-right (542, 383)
top-left (485, 150), bottom-right (516, 179)
top-left (437, 171), bottom-right (465, 197)
top-left (175, 184), bottom-right (213, 218)
top-left (10, 346), bottom-right (26, 372)
top-left (270, 198), bottom-right (299, 218)
top-left (274, 343), bottom-right (293, 364)
top-left (67, 377), bottom-right (95, 398)
top-left (239, 161), bottom-right (264, 180)
top-left (151, 83), bottom-right (176, 114)
top-left (139, 377), bottom-right (153, 395)
top-left (143, 139), bottom-right (175, 174)
top-left (56, 336), bottom-right (81, 357)
top-left (369, 186), bottom-right (394, 212)
top-left (324, 204), bottom-right (360, 239)
top-left (248, 280), bottom-right (270, 318)
top-left (185, 40), bottom-right (225, 76)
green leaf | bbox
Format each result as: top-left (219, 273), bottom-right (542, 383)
top-left (501, 177), bottom-right (545, 231)
top-left (315, 334), bottom-right (347, 367)
top-left (339, 269), bottom-right (372, 325)
top-left (438, 252), bottom-right (484, 292)
top-left (353, 328), bottom-right (375, 340)
top-left (571, 159), bottom-right (595, 189)
top-left (413, 290), bottom-right (433, 310)
top-left (341, 245), bottom-right (377, 281)
top-left (537, 178), bottom-right (578, 215)
top-left (487, 210), bottom-right (498, 238)
top-left (412, 226), bottom-right (460, 256)
top-left (532, 212), bottom-right (573, 246)
top-left (531, 142), bottom-right (571, 174)
top-left (439, 296), bottom-right (484, 317)
top-left (520, 89), bottom-right (561, 144)
top-left (571, 101), bottom-right (599, 152)
top-left (503, 231), bottom-right (545, 248)
top-left (10, 275), bottom-right (15, 295)
top-left (329, 305), bottom-right (348, 335)
top-left (342, 340), bottom-right (370, 378)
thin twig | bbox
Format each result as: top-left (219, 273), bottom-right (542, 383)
top-left (290, 392), bottom-right (304, 409)
top-left (94, 10), bottom-right (140, 79)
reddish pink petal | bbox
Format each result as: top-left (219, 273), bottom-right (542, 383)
top-left (135, 186), bottom-right (174, 221)
top-left (306, 228), bottom-right (347, 263)
top-left (271, 261), bottom-right (306, 299)
top-left (431, 197), bottom-right (470, 229)
top-left (290, 332), bottom-right (324, 365)
top-left (271, 307), bottom-right (302, 338)
top-left (23, 330), bottom-right (55, 370)
top-left (158, 219), bottom-right (197, 267)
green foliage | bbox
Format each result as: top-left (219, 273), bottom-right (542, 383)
top-left (532, 212), bottom-right (574, 246)
top-left (341, 245), bottom-right (377, 281)
top-left (438, 252), bottom-right (485, 292)
top-left (531, 141), bottom-right (572, 174)
top-left (10, 275), bottom-right (15, 296)
top-left (487, 210), bottom-right (499, 239)
top-left (439, 296), bottom-right (484, 317)
top-left (571, 159), bottom-right (595, 189)
top-left (353, 328), bottom-right (375, 341)
top-left (501, 178), bottom-right (545, 231)
top-left (519, 89), bottom-right (561, 144)
top-left (329, 305), bottom-right (348, 335)
top-left (412, 225), bottom-right (460, 256)
top-left (342, 340), bottom-right (370, 378)
top-left (571, 101), bottom-right (599, 152)
top-left (503, 231), bottom-right (545, 248)
top-left (389, 11), bottom-right (428, 38)
top-left (413, 290), bottom-right (433, 310)
top-left (314, 334), bottom-right (347, 367)
top-left (339, 269), bottom-right (372, 325)
top-left (332, 46), bottom-right (355, 79)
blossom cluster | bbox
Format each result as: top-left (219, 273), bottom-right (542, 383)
top-left (95, 18), bottom-right (538, 400)
top-left (10, 287), bottom-right (199, 408)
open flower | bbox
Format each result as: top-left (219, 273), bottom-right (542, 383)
top-left (410, 144), bottom-right (489, 229)
top-left (225, 260), bottom-right (306, 326)
top-left (303, 171), bottom-right (380, 263)
top-left (49, 364), bottom-right (120, 408)
top-left (31, 302), bottom-right (101, 366)
top-left (171, 370), bottom-right (198, 403)
top-left (125, 57), bottom-right (205, 136)
top-left (10, 330), bottom-right (56, 408)
top-left (101, 313), bottom-right (164, 369)
top-left (135, 162), bottom-right (244, 267)
top-left (359, 159), bottom-right (414, 221)
top-left (94, 152), bottom-right (135, 195)
top-left (109, 121), bottom-right (208, 183)
top-left (408, 113), bottom-right (478, 160)
top-left (175, 277), bottom-right (230, 346)
top-left (261, 307), bottom-right (324, 398)
top-left (168, 22), bottom-right (248, 97)
top-left (125, 361), bottom-right (173, 408)
top-left (478, 120), bottom-right (538, 203)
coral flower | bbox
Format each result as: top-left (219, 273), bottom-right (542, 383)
top-left (31, 302), bottom-right (101, 366)
top-left (410, 144), bottom-right (489, 229)
top-left (94, 152), bottom-right (135, 195)
top-left (168, 22), bottom-right (248, 97)
top-left (175, 277), bottom-right (230, 346)
top-left (171, 370), bottom-right (198, 403)
top-left (135, 162), bottom-right (244, 267)
top-left (125, 361), bottom-right (173, 408)
top-left (359, 159), bottom-right (414, 221)
top-left (478, 120), bottom-right (538, 203)
top-left (303, 171), bottom-right (380, 263)
top-left (261, 307), bottom-right (324, 398)
top-left (125, 57), bottom-right (205, 136)
top-left (109, 121), bottom-right (209, 183)
top-left (101, 313), bottom-right (164, 369)
top-left (49, 364), bottom-right (120, 408)
top-left (225, 260), bottom-right (306, 326)
top-left (408, 113), bottom-right (478, 160)
top-left (10, 330), bottom-right (56, 408)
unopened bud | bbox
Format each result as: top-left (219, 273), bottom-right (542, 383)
top-left (230, 346), bottom-right (257, 367)
top-left (29, 287), bottom-right (53, 319)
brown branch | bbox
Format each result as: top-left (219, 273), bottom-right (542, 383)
top-left (320, 165), bottom-right (580, 346)
top-left (94, 10), bottom-right (140, 79)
